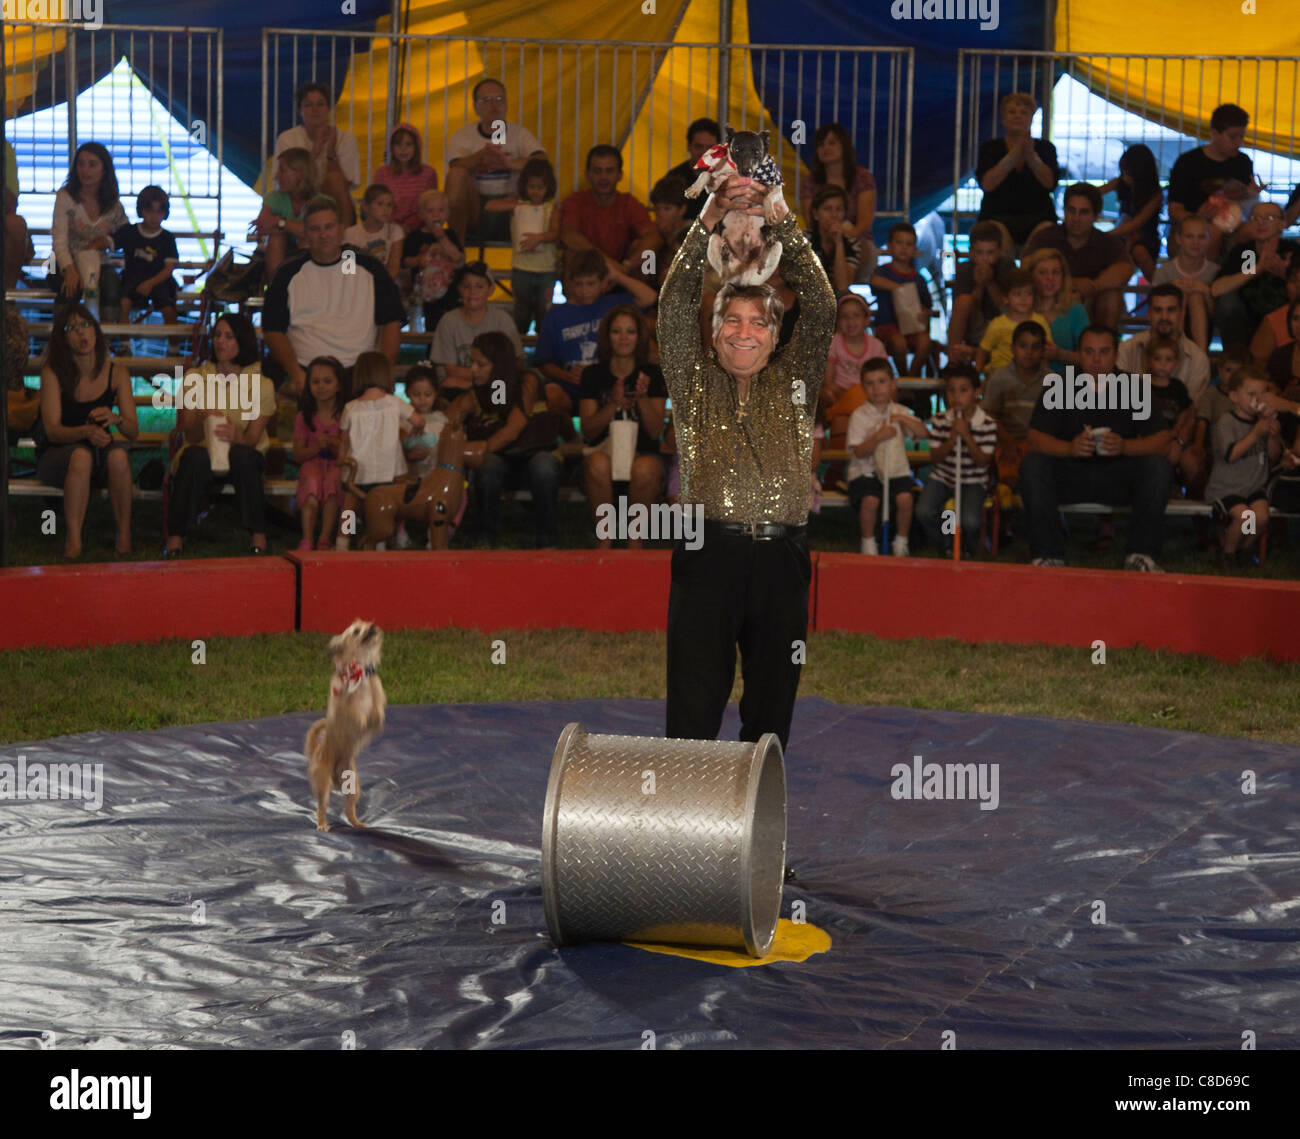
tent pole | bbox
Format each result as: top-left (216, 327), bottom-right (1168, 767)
top-left (717, 0), bottom-right (733, 128)
top-left (386, 1), bottom-right (403, 147)
top-left (1, 57), bottom-right (9, 569)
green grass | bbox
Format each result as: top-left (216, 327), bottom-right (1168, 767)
top-left (1, 627), bottom-right (1296, 746)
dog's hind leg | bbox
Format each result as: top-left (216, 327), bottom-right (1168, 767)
top-left (311, 765), bottom-right (334, 831)
top-left (343, 762), bottom-right (366, 828)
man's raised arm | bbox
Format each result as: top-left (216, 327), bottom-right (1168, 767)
top-left (768, 195), bottom-right (836, 408)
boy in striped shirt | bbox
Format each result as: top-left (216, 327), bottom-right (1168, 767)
top-left (918, 364), bottom-right (999, 558)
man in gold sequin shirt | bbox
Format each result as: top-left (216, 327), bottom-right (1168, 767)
top-left (659, 172), bottom-right (835, 751)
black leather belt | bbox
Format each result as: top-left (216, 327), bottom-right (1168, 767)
top-left (704, 519), bottom-right (807, 541)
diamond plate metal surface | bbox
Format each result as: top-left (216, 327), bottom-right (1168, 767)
top-left (542, 725), bottom-right (786, 956)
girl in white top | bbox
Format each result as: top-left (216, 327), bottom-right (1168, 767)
top-left (343, 184), bottom-right (404, 283)
top-left (274, 82), bottom-right (361, 227)
top-left (51, 142), bottom-right (129, 303)
top-left (337, 351), bottom-right (426, 550)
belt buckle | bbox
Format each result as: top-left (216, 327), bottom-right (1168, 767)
top-left (751, 521), bottom-right (772, 540)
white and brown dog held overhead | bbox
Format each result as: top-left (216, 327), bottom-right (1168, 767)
top-left (683, 124), bottom-right (785, 287)
top-left (304, 619), bottom-right (386, 831)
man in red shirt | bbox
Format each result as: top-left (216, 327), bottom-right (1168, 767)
top-left (558, 145), bottom-right (656, 273)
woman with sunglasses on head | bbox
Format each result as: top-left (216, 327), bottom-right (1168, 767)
top-left (36, 305), bottom-right (139, 558)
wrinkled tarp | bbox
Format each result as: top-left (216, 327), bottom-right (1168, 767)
top-left (1, 697), bottom-right (1297, 1049)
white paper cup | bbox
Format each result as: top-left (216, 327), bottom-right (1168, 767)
top-left (204, 416), bottom-right (231, 475)
top-left (609, 419), bottom-right (639, 482)
top-left (1091, 426), bottom-right (1109, 455)
top-left (73, 250), bottom-right (101, 297)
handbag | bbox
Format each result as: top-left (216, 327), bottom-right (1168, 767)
top-left (204, 248), bottom-right (266, 302)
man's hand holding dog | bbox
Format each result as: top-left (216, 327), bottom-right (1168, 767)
top-left (701, 174), bottom-right (768, 230)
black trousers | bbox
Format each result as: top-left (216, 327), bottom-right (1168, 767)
top-left (665, 531), bottom-right (811, 752)
top-left (169, 443), bottom-right (267, 537)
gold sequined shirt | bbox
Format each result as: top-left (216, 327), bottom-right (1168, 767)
top-left (658, 212), bottom-right (835, 525)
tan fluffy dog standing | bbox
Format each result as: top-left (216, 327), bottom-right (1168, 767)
top-left (305, 619), bottom-right (386, 831)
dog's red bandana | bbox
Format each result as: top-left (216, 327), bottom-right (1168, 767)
top-left (694, 142), bottom-right (735, 172)
top-left (332, 661), bottom-right (376, 696)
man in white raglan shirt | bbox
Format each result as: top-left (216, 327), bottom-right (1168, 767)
top-left (445, 78), bottom-right (546, 244)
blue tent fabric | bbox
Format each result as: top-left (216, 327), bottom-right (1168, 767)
top-left (2, 696), bottom-right (1297, 1049)
top-left (745, 0), bottom-right (1047, 227)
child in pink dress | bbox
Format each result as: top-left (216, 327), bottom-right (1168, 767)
top-left (293, 356), bottom-right (349, 550)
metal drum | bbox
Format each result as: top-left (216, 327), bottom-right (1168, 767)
top-left (541, 724), bottom-right (787, 957)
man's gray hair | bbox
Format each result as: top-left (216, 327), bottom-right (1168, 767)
top-left (711, 284), bottom-right (784, 341)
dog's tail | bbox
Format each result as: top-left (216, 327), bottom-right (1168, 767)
top-left (305, 718), bottom-right (328, 769)
top-left (338, 457), bottom-right (367, 502)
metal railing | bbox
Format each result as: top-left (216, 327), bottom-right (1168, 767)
top-left (952, 49), bottom-right (1300, 244)
top-left (4, 21), bottom-right (224, 261)
top-left (262, 30), bottom-right (913, 223)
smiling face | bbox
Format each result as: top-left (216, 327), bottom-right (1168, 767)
top-left (1006, 284), bottom-right (1034, 317)
top-left (305, 208), bottom-right (343, 263)
top-left (1032, 256), bottom-right (1063, 299)
top-left (1252, 203), bottom-right (1283, 241)
top-left (1001, 100), bottom-right (1034, 133)
top-left (474, 82), bottom-right (507, 127)
top-left (608, 313), bottom-right (639, 360)
top-left (715, 298), bottom-right (775, 378)
top-left (459, 273), bottom-right (491, 312)
top-left (837, 302), bottom-right (867, 338)
top-left (309, 364), bottom-right (340, 405)
top-left (523, 176), bottom-right (548, 205)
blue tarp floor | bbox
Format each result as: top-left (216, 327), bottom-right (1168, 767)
top-left (1, 696), bottom-right (1297, 1049)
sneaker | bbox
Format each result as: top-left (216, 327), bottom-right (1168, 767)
top-left (393, 525), bottom-right (413, 550)
top-left (891, 536), bottom-right (910, 557)
top-left (1030, 557), bottom-right (1066, 567)
top-left (1234, 547), bottom-right (1259, 569)
top-left (860, 537), bottom-right (879, 555)
top-left (1124, 553), bottom-right (1164, 573)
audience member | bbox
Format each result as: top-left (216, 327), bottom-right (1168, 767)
top-left (1144, 334), bottom-right (1205, 494)
top-left (448, 332), bottom-right (559, 548)
top-left (1116, 282), bottom-right (1211, 402)
top-left (1212, 200), bottom-right (1296, 350)
top-left (1265, 300), bottom-right (1300, 396)
top-left (534, 249), bottom-right (656, 414)
top-left (4, 303), bottom-right (39, 449)
top-left (975, 267), bottom-right (1053, 374)
top-left (805, 185), bottom-right (860, 294)
top-left (254, 147), bottom-right (317, 280)
top-left (664, 117), bottom-right (721, 221)
top-left (578, 306), bottom-right (668, 548)
top-left (263, 198), bottom-right (405, 393)
top-left (50, 142), bottom-right (128, 309)
top-left (982, 320), bottom-right (1050, 489)
top-left (336, 350), bottom-right (426, 549)
top-left (445, 79), bottom-right (546, 242)
top-left (1204, 364), bottom-right (1280, 566)
top-left (401, 188), bottom-right (465, 332)
top-left (35, 304), bottom-right (138, 558)
top-left (799, 123), bottom-right (878, 280)
top-left (344, 184), bottom-right (404, 282)
top-left (558, 145), bottom-right (656, 270)
top-left (975, 92), bottom-right (1059, 250)
top-left (1168, 102), bottom-right (1254, 259)
top-left (164, 313), bottom-right (276, 557)
top-left (427, 261), bottom-right (524, 384)
top-left (871, 222), bottom-right (932, 376)
top-left (372, 122), bottom-right (438, 232)
top-left (627, 175), bottom-right (691, 296)
top-left (821, 293), bottom-right (887, 471)
top-left (292, 355), bottom-right (350, 551)
top-left (1195, 344), bottom-right (1246, 438)
top-left (1247, 260), bottom-right (1300, 365)
top-left (917, 364), bottom-right (998, 558)
top-left (1023, 247), bottom-right (1089, 365)
top-left (481, 155), bottom-right (559, 336)
top-left (1023, 183), bottom-right (1130, 329)
top-left (1098, 144), bottom-right (1163, 280)
top-left (1152, 215), bottom-right (1219, 350)
top-left (274, 82), bottom-right (361, 227)
top-left (3, 139), bottom-right (31, 291)
top-left (847, 357), bottom-right (927, 555)
top-left (399, 365), bottom-right (450, 480)
top-left (114, 185), bottom-right (178, 328)
top-left (946, 221), bottom-right (1015, 364)
top-left (1021, 325), bottom-right (1172, 570)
